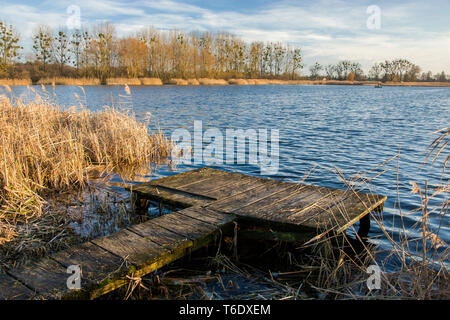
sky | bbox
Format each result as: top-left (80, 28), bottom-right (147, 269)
top-left (1, 0), bottom-right (449, 73)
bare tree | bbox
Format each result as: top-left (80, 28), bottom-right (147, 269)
top-left (53, 28), bottom-right (70, 75)
top-left (309, 62), bottom-right (323, 80)
top-left (0, 21), bottom-right (21, 75)
top-left (32, 25), bottom-right (53, 72)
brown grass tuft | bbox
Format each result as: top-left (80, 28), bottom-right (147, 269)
top-left (198, 78), bottom-right (229, 85)
top-left (186, 79), bottom-right (200, 85)
top-left (0, 79), bottom-right (32, 86)
top-left (168, 78), bottom-right (188, 86)
top-left (37, 77), bottom-right (101, 85)
top-left (106, 78), bottom-right (141, 86)
top-left (228, 79), bottom-right (249, 85)
top-left (139, 78), bottom-right (163, 85)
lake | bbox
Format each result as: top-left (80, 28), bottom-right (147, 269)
top-left (6, 84), bottom-right (450, 271)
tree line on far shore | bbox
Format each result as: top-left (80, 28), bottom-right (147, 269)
top-left (0, 21), bottom-right (448, 83)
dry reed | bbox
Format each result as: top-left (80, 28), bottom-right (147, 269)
top-left (295, 130), bottom-right (449, 299)
top-left (186, 79), bottom-right (200, 85)
top-left (0, 79), bottom-right (32, 86)
top-left (106, 78), bottom-right (141, 86)
top-left (0, 92), bottom-right (171, 245)
top-left (168, 78), bottom-right (188, 86)
top-left (198, 78), bottom-right (229, 85)
top-left (37, 77), bottom-right (101, 85)
top-left (139, 78), bottom-right (163, 85)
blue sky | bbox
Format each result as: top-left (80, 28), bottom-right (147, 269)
top-left (1, 0), bottom-right (449, 73)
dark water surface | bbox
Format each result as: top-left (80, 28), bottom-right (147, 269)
top-left (6, 84), bottom-right (449, 271)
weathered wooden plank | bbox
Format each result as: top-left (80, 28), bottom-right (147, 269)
top-left (150, 211), bottom-right (223, 241)
top-left (50, 242), bottom-right (125, 289)
top-left (301, 192), bottom-right (386, 232)
top-left (207, 180), bottom-right (292, 213)
top-left (176, 172), bottom-right (249, 196)
top-left (128, 220), bottom-right (192, 251)
top-left (176, 207), bottom-right (236, 226)
top-left (130, 184), bottom-right (215, 207)
top-left (260, 186), bottom-right (340, 221)
top-left (232, 184), bottom-right (308, 218)
top-left (91, 228), bottom-right (167, 267)
top-left (7, 258), bottom-right (72, 299)
top-left (200, 176), bottom-right (266, 199)
top-left (284, 189), bottom-right (352, 224)
top-left (0, 273), bottom-right (36, 300)
top-left (148, 167), bottom-right (225, 189)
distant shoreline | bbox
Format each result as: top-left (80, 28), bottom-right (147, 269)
top-left (1, 78), bottom-right (449, 87)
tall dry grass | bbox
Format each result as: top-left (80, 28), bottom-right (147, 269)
top-left (139, 78), bottom-right (163, 85)
top-left (0, 88), bottom-right (171, 244)
top-left (168, 78), bottom-right (188, 86)
top-left (106, 78), bottom-right (141, 86)
top-left (0, 79), bottom-right (32, 86)
top-left (198, 78), bottom-right (229, 85)
top-left (37, 77), bottom-right (101, 85)
top-left (295, 129), bottom-right (449, 299)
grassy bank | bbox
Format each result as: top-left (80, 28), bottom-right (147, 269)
top-left (2, 78), bottom-right (450, 87)
top-left (0, 90), bottom-right (171, 249)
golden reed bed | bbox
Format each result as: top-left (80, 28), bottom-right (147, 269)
top-left (0, 90), bottom-right (171, 244)
top-left (0, 77), bottom-right (449, 87)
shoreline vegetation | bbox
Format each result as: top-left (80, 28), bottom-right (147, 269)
top-left (1, 77), bottom-right (450, 87)
top-left (0, 21), bottom-right (448, 86)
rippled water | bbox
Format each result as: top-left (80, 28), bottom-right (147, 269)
top-left (7, 84), bottom-right (450, 270)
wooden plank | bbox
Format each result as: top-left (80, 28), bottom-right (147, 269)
top-left (284, 189), bottom-right (352, 224)
top-left (150, 211), bottom-right (224, 241)
top-left (300, 192), bottom-right (386, 232)
top-left (232, 184), bottom-right (308, 218)
top-left (176, 207), bottom-right (236, 226)
top-left (148, 167), bottom-right (225, 189)
top-left (176, 172), bottom-right (249, 196)
top-left (207, 180), bottom-right (292, 213)
top-left (260, 186), bottom-right (340, 222)
top-left (91, 228), bottom-right (167, 267)
top-left (50, 242), bottom-right (125, 288)
top-left (247, 185), bottom-right (323, 219)
top-left (200, 176), bottom-right (266, 199)
top-left (130, 184), bottom-right (215, 207)
top-left (128, 220), bottom-right (192, 251)
top-left (7, 258), bottom-right (72, 299)
top-left (0, 273), bottom-right (36, 300)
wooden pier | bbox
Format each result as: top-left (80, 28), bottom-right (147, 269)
top-left (0, 167), bottom-right (386, 300)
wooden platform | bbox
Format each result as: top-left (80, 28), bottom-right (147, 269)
top-left (131, 167), bottom-right (386, 234)
top-left (0, 167), bottom-right (386, 300)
